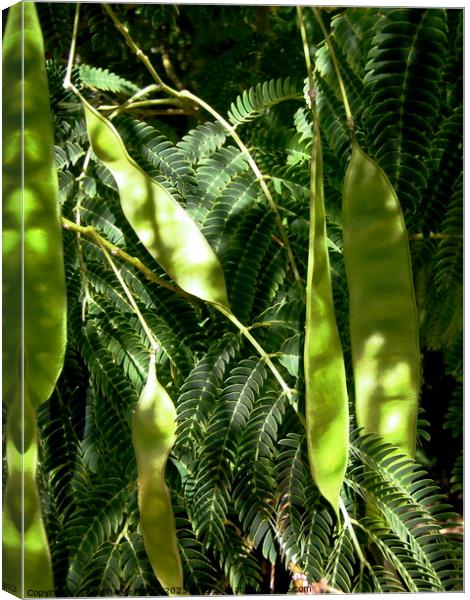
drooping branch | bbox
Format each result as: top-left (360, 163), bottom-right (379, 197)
top-left (62, 217), bottom-right (198, 304)
top-left (102, 3), bottom-right (302, 285)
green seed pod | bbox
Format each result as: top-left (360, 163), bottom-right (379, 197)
top-left (2, 3), bottom-right (67, 595)
top-left (304, 113), bottom-right (349, 517)
top-left (342, 140), bottom-right (420, 458)
top-left (3, 394), bottom-right (54, 597)
top-left (3, 2), bottom-right (67, 410)
top-left (80, 96), bottom-right (230, 309)
top-left (132, 353), bottom-right (184, 594)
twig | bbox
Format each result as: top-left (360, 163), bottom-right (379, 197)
top-left (90, 229), bottom-right (159, 351)
top-left (62, 218), bottom-right (198, 304)
top-left (127, 108), bottom-right (190, 117)
top-left (297, 7), bottom-right (314, 93)
top-left (102, 3), bottom-right (302, 284)
top-left (63, 219), bottom-right (300, 411)
top-left (107, 83), bottom-right (161, 118)
top-left (64, 7), bottom-right (302, 408)
top-left (215, 303), bottom-right (297, 404)
top-left (161, 44), bottom-right (185, 91)
top-left (99, 98), bottom-right (184, 115)
top-left (63, 3), bottom-right (80, 89)
top-left (74, 153), bottom-right (93, 320)
top-left (178, 89), bottom-right (302, 284)
top-left (102, 5), bottom-right (165, 88)
top-left (312, 8), bottom-right (354, 135)
top-left (270, 562), bottom-right (275, 594)
top-left (64, 3), bottom-right (94, 319)
top-left (339, 499), bottom-right (372, 578)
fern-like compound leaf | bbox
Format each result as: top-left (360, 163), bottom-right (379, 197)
top-left (228, 78), bottom-right (303, 127)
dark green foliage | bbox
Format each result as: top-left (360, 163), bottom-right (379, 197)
top-left (36, 2), bottom-right (75, 59)
top-left (228, 78), bottom-right (303, 127)
top-left (31, 4), bottom-right (463, 595)
top-left (362, 9), bottom-right (448, 216)
top-left (79, 65), bottom-right (139, 95)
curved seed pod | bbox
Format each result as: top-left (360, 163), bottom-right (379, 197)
top-left (304, 112), bottom-right (349, 517)
top-left (132, 353), bottom-right (184, 594)
top-left (80, 97), bottom-right (230, 309)
top-left (2, 2), bottom-right (66, 595)
top-left (3, 2), bottom-right (67, 409)
top-left (342, 140), bottom-right (420, 457)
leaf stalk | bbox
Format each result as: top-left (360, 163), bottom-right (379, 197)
top-left (312, 8), bottom-right (355, 136)
top-left (89, 228), bottom-right (159, 352)
top-left (62, 218), bottom-right (197, 303)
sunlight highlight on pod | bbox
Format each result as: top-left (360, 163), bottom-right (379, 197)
top-left (2, 2), bottom-right (67, 595)
top-left (132, 352), bottom-right (184, 594)
top-left (26, 229), bottom-right (51, 256)
top-left (380, 410), bottom-right (404, 439)
top-left (343, 140), bottom-right (420, 458)
top-left (304, 109), bottom-right (349, 516)
top-left (382, 361), bottom-right (411, 394)
top-left (80, 96), bottom-right (231, 309)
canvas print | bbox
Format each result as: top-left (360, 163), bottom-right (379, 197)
top-left (2, 1), bottom-right (463, 597)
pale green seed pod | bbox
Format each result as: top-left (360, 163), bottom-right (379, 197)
top-left (342, 140), bottom-right (420, 458)
top-left (304, 113), bottom-right (349, 517)
top-left (2, 3), bottom-right (67, 595)
top-left (132, 353), bottom-right (184, 594)
top-left (81, 97), bottom-right (230, 309)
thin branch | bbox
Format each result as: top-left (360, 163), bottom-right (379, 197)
top-left (99, 98), bottom-right (184, 115)
top-left (102, 4), bottom-right (165, 88)
top-left (215, 303), bottom-right (297, 403)
top-left (270, 563), bottom-right (275, 594)
top-left (63, 219), bottom-right (301, 412)
top-left (128, 108), bottom-right (190, 117)
top-left (339, 498), bottom-right (372, 577)
top-left (107, 83), bottom-right (161, 119)
top-left (247, 320), bottom-right (288, 330)
top-left (63, 3), bottom-right (80, 89)
top-left (297, 7), bottom-right (314, 93)
top-left (178, 89), bottom-right (302, 284)
top-left (102, 3), bottom-right (301, 284)
top-left (66, 7), bottom-right (303, 406)
top-left (312, 8), bottom-right (355, 135)
top-left (63, 4), bottom-right (94, 320)
top-left (74, 154), bottom-right (93, 320)
top-left (90, 229), bottom-right (159, 351)
top-left (161, 44), bottom-right (185, 91)
top-left (62, 218), bottom-right (198, 304)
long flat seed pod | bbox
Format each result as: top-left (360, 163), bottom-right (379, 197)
top-left (132, 353), bottom-right (184, 595)
top-left (2, 2), bottom-right (67, 595)
top-left (311, 6), bottom-right (420, 461)
top-left (342, 140), bottom-right (420, 458)
top-left (80, 96), bottom-right (230, 309)
top-left (304, 111), bottom-right (349, 516)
